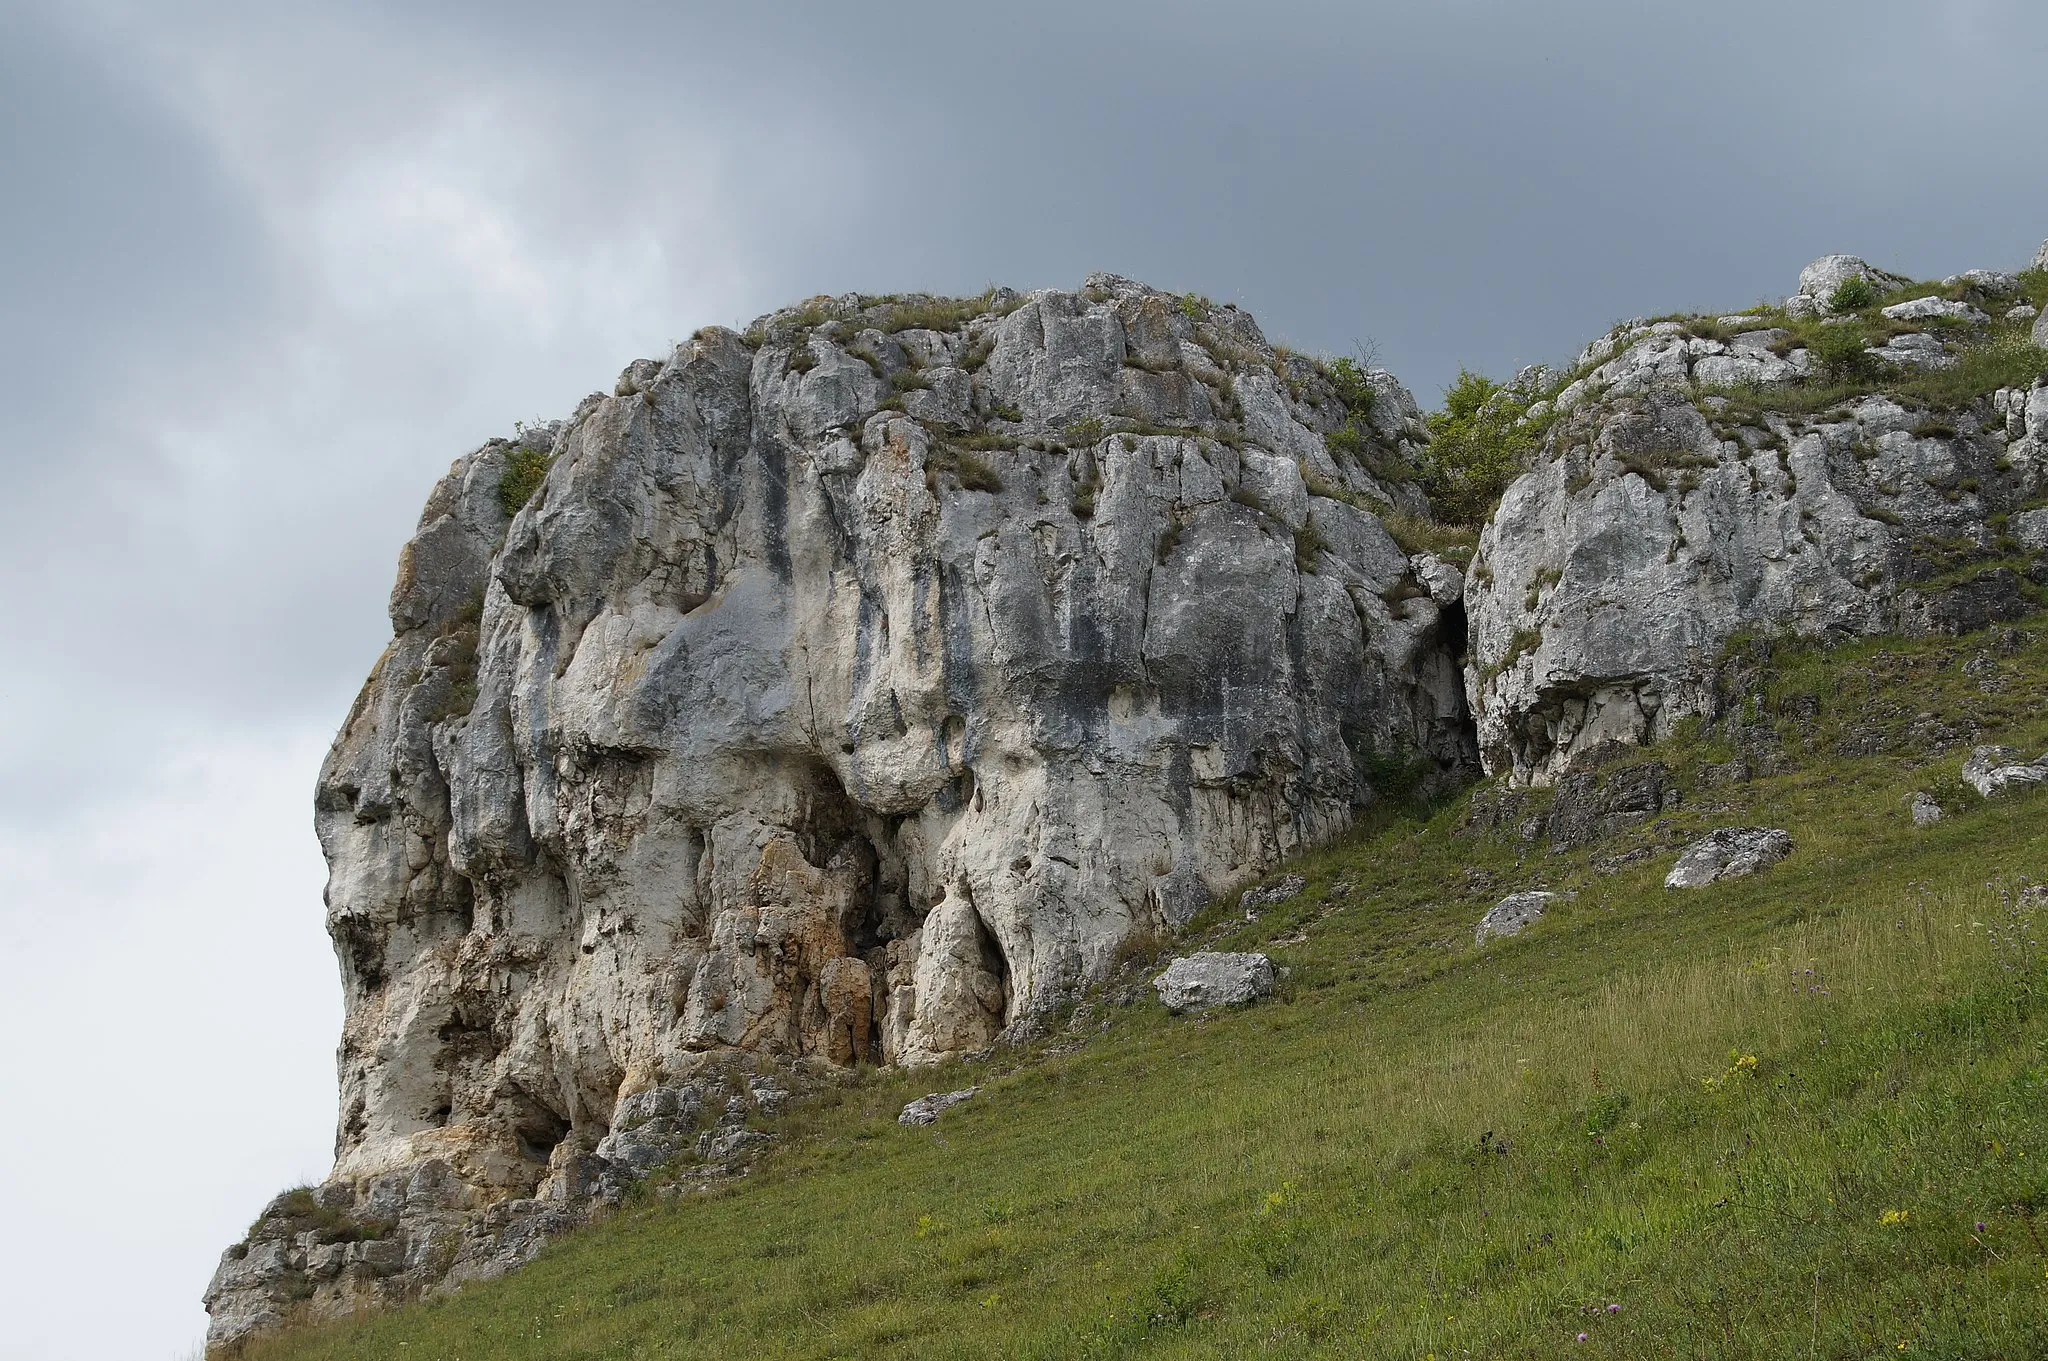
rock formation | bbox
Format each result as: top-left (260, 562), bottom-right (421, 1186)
top-left (207, 275), bottom-right (1474, 1349)
top-left (209, 240), bottom-right (2048, 1348)
top-left (1464, 251), bottom-right (2048, 783)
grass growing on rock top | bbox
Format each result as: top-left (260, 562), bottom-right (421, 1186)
top-left (242, 623), bottom-right (2048, 1360)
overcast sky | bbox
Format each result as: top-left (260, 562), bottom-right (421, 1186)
top-left (2, 2), bottom-right (2043, 1356)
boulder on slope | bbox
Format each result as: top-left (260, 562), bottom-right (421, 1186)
top-left (1153, 952), bottom-right (1275, 1012)
top-left (1664, 828), bottom-right (1793, 888)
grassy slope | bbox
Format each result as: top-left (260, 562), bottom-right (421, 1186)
top-left (248, 624), bottom-right (2048, 1361)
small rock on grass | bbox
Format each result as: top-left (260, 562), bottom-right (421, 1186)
top-left (1961, 745), bottom-right (2048, 798)
top-left (1153, 952), bottom-right (1275, 1012)
top-left (898, 1088), bottom-right (979, 1126)
top-left (1908, 791), bottom-right (1943, 827)
top-left (1240, 874), bottom-right (1305, 918)
top-left (1474, 891), bottom-right (1558, 945)
top-left (1664, 827), bottom-right (1792, 888)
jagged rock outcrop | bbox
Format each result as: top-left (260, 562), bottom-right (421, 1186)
top-left (1961, 744), bottom-right (2048, 797)
top-left (1465, 247), bottom-right (2048, 783)
top-left (207, 275), bottom-right (1474, 1349)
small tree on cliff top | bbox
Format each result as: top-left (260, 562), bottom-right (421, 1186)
top-left (1421, 369), bottom-right (1533, 526)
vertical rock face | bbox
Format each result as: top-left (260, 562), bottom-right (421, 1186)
top-left (1464, 255), bottom-right (2048, 784)
top-left (208, 275), bottom-right (1474, 1348)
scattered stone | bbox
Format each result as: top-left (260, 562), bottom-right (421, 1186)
top-left (1240, 875), bottom-right (1306, 918)
top-left (1152, 952), bottom-right (1275, 1012)
top-left (1664, 828), bottom-right (1793, 888)
top-left (1944, 269), bottom-right (2022, 297)
top-left (898, 1088), bottom-right (980, 1126)
top-left (1696, 758), bottom-right (1753, 787)
top-left (1961, 744), bottom-right (2048, 798)
top-left (1908, 791), bottom-right (1943, 827)
top-left (1474, 891), bottom-right (1558, 945)
top-left (1866, 332), bottom-right (1955, 371)
top-left (1880, 296), bottom-right (1987, 324)
top-left (1410, 553), bottom-right (1466, 606)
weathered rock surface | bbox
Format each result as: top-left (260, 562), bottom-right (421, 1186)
top-left (1664, 828), bottom-right (1793, 888)
top-left (1240, 873), bottom-right (1307, 917)
top-left (898, 1088), bottom-right (979, 1126)
top-left (1961, 744), bottom-right (2048, 798)
top-left (1474, 891), bottom-right (1557, 945)
top-left (1786, 255), bottom-right (1910, 317)
top-left (1909, 791), bottom-right (1943, 827)
top-left (1466, 248), bottom-right (2048, 783)
top-left (1153, 952), bottom-right (1276, 1011)
top-left (208, 276), bottom-right (1474, 1348)
top-left (1881, 296), bottom-right (1988, 325)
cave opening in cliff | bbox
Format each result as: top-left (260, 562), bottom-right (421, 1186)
top-left (514, 1104), bottom-right (571, 1166)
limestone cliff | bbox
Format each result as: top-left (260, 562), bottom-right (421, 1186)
top-left (206, 243), bottom-right (2048, 1348)
top-left (1464, 251), bottom-right (2048, 783)
top-left (205, 275), bottom-right (1473, 1347)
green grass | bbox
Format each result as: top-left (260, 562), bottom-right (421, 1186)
top-left (244, 623), bottom-right (2048, 1360)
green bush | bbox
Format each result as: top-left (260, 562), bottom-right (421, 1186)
top-left (1420, 370), bottom-right (1533, 526)
top-left (1324, 356), bottom-right (1377, 416)
top-left (497, 447), bottom-right (553, 517)
top-left (1827, 276), bottom-right (1877, 313)
top-left (1808, 324), bottom-right (1879, 385)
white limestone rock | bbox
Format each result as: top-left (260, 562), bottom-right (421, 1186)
top-left (2010, 508), bottom-right (2048, 553)
top-left (1944, 270), bottom-right (2022, 298)
top-left (1411, 553), bottom-right (1466, 606)
top-left (1792, 255), bottom-right (1910, 314)
top-left (898, 1087), bottom-right (980, 1126)
top-left (1961, 745), bottom-right (2048, 798)
top-left (1474, 891), bottom-right (1557, 945)
top-left (1153, 952), bottom-right (1275, 1012)
top-left (208, 277), bottom-right (1477, 1348)
top-left (1867, 332), bottom-right (1956, 371)
top-left (1881, 296), bottom-right (1989, 325)
top-left (1664, 828), bottom-right (1793, 888)
top-left (1465, 367), bottom-right (2045, 783)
